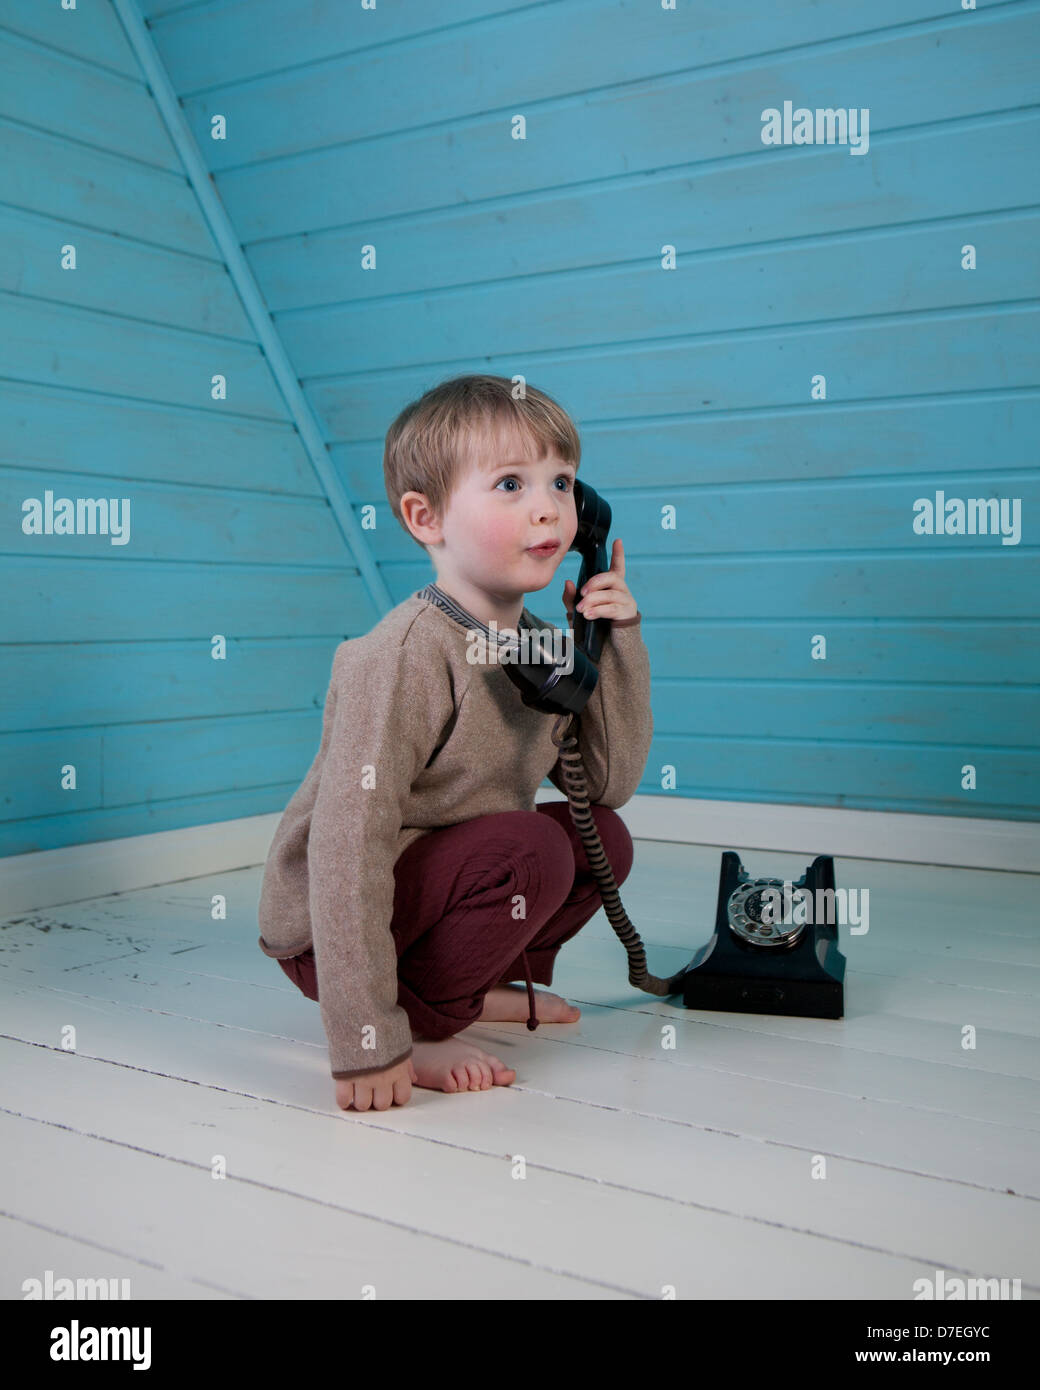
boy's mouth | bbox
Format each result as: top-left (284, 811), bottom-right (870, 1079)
top-left (527, 541), bottom-right (561, 557)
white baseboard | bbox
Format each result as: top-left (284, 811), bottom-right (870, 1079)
top-left (606, 793), bottom-right (1039, 875)
top-left (3, 794), bottom-right (1037, 915)
top-left (1, 814), bottom-right (279, 916)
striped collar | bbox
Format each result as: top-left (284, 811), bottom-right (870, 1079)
top-left (416, 582), bottom-right (533, 647)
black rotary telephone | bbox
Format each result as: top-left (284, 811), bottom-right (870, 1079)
top-left (499, 478), bottom-right (846, 1020)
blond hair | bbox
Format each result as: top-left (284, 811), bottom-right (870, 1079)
top-left (383, 374), bottom-right (581, 551)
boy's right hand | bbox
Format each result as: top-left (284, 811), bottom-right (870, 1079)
top-left (335, 1055), bottom-right (417, 1112)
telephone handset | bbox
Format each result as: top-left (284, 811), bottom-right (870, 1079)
top-left (499, 478), bottom-right (613, 717)
top-left (568, 477), bottom-right (613, 668)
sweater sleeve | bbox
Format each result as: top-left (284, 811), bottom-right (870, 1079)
top-left (309, 636), bottom-right (456, 1081)
top-left (547, 613), bottom-right (653, 809)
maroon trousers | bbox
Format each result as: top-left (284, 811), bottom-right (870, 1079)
top-left (277, 801), bottom-right (634, 1041)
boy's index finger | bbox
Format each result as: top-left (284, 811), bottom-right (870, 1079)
top-left (610, 537), bottom-right (624, 577)
top-left (584, 539), bottom-right (624, 591)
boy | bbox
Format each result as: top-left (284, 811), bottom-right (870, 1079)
top-left (257, 375), bottom-right (652, 1112)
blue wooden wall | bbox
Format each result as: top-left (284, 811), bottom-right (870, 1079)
top-left (2, 0), bottom-right (1038, 859)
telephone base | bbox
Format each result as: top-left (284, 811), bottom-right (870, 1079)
top-left (673, 852), bottom-right (847, 1020)
top-left (678, 969), bottom-right (844, 1020)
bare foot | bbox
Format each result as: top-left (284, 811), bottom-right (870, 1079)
top-left (478, 983), bottom-right (581, 1024)
top-left (411, 1037), bottom-right (517, 1093)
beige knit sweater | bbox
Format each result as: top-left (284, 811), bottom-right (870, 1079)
top-left (257, 590), bottom-right (653, 1080)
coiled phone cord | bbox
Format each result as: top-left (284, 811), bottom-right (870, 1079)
top-left (550, 712), bottom-right (686, 999)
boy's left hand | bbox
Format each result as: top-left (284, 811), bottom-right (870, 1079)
top-left (562, 539), bottom-right (638, 623)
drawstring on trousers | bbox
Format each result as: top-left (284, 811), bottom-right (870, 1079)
top-left (520, 949), bottom-right (538, 1031)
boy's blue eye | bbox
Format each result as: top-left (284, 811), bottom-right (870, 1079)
top-left (496, 476), bottom-right (572, 493)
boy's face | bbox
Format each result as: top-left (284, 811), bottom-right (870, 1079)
top-left (417, 422), bottom-right (578, 616)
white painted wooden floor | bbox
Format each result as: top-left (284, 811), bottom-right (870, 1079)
top-left (2, 835), bottom-right (1038, 1301)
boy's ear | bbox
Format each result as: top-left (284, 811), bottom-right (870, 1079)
top-left (400, 490), bottom-right (442, 546)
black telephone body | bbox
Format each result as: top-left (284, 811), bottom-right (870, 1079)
top-left (678, 853), bottom-right (846, 1019)
top-left (498, 477), bottom-right (846, 1019)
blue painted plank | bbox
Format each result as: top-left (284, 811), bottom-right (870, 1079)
top-left (148, 0), bottom-right (531, 90)
top-left (1, 382), bottom-right (323, 497)
top-left (649, 684), bottom-right (1040, 748)
top-left (0, 28), bottom-right (178, 171)
top-left (181, 1), bottom-right (1000, 171)
top-left (202, 9), bottom-right (1040, 194)
top-left (0, 206), bottom-right (253, 340)
top-left (647, 735), bottom-right (1040, 812)
top-left (647, 622), bottom-right (1040, 686)
top-left (1, 640), bottom-right (341, 732)
top-left (251, 116), bottom-right (1040, 310)
top-left (0, 782), bottom-right (305, 857)
top-left (0, 0), bottom-right (139, 75)
top-left (1, 729), bottom-right (103, 821)
top-left (2, 295), bottom-right (290, 418)
top-left (0, 711), bottom-right (340, 819)
top-left (5, 470), bottom-right (352, 565)
top-left (284, 214), bottom-right (1040, 376)
top-left (311, 307), bottom-right (1040, 441)
top-left (2, 562), bottom-right (378, 642)
top-left (0, 0), bottom-right (140, 74)
top-left (104, 711), bottom-right (323, 803)
top-left (0, 123), bottom-right (219, 258)
top-left (145, 0), bottom-right (962, 101)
